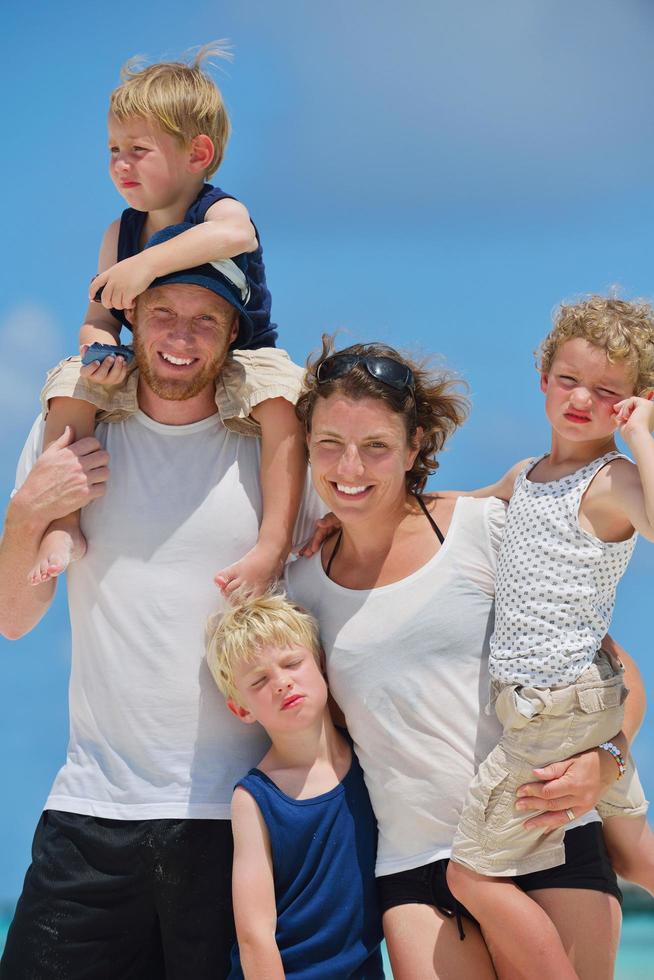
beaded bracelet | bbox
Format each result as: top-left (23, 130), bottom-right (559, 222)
top-left (598, 741), bottom-right (626, 779)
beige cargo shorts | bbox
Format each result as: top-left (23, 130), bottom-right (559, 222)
top-left (39, 347), bottom-right (305, 437)
top-left (451, 649), bottom-right (648, 876)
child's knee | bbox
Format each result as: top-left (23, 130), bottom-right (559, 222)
top-left (446, 860), bottom-right (468, 899)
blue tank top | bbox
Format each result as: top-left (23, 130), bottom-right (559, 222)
top-left (228, 748), bottom-right (384, 980)
top-left (115, 183), bottom-right (277, 349)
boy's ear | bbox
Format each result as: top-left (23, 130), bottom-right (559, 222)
top-left (227, 698), bottom-right (257, 724)
top-left (188, 134), bottom-right (215, 174)
top-left (540, 372), bottom-right (549, 394)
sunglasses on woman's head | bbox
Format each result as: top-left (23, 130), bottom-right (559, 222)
top-left (315, 354), bottom-right (415, 392)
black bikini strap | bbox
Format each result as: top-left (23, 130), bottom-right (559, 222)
top-left (414, 493), bottom-right (445, 544)
top-left (325, 528), bottom-right (343, 580)
top-left (325, 496), bottom-right (442, 580)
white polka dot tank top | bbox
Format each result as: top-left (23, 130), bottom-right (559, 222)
top-left (489, 450), bottom-right (637, 687)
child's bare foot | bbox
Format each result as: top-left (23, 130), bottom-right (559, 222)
top-left (28, 524), bottom-right (87, 585)
top-left (215, 543), bottom-right (286, 601)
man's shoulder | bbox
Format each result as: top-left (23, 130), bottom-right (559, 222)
top-left (13, 415), bottom-right (46, 493)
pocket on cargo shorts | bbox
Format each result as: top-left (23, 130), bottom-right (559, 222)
top-left (566, 676), bottom-right (628, 755)
top-left (459, 750), bottom-right (517, 839)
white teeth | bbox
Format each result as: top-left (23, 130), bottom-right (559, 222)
top-left (336, 484), bottom-right (368, 495)
top-left (161, 352), bottom-right (193, 366)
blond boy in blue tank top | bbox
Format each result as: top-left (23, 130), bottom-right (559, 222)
top-left (445, 296), bottom-right (654, 979)
top-left (205, 593), bottom-right (384, 979)
top-left (32, 43), bottom-right (305, 600)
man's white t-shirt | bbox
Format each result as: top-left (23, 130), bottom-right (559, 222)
top-left (15, 410), bottom-right (322, 820)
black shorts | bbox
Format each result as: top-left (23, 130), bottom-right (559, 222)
top-left (377, 823), bottom-right (622, 937)
top-left (0, 810), bottom-right (236, 980)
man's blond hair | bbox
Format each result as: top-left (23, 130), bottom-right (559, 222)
top-left (110, 42), bottom-right (231, 176)
top-left (537, 295), bottom-right (654, 395)
top-left (206, 593), bottom-right (322, 704)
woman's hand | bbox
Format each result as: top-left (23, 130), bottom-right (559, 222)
top-left (514, 739), bottom-right (622, 829)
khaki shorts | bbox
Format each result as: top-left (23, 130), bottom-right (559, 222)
top-left (40, 347), bottom-right (304, 437)
top-left (451, 649), bottom-right (649, 877)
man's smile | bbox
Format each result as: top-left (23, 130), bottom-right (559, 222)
top-left (158, 350), bottom-right (197, 367)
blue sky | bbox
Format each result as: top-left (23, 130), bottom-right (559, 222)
top-left (1, 0), bottom-right (654, 898)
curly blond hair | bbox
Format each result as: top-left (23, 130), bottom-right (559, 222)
top-left (206, 592), bottom-right (322, 705)
top-left (538, 295), bottom-right (654, 395)
top-left (110, 41), bottom-right (232, 176)
top-left (295, 336), bottom-right (469, 494)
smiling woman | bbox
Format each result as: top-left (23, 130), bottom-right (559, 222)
top-left (287, 337), bottom-right (629, 979)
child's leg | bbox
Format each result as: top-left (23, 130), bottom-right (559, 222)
top-left (446, 862), bottom-right (579, 979)
top-left (28, 397), bottom-right (96, 585)
top-left (215, 397), bottom-right (305, 598)
top-left (602, 814), bottom-right (654, 895)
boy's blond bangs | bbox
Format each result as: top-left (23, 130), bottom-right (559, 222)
top-left (206, 593), bottom-right (322, 704)
top-left (538, 295), bottom-right (654, 396)
top-left (110, 42), bottom-right (231, 176)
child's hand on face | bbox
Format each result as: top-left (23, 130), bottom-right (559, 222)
top-left (612, 394), bottom-right (654, 444)
top-left (89, 254), bottom-right (157, 312)
top-left (215, 542), bottom-right (286, 602)
top-left (79, 346), bottom-right (130, 386)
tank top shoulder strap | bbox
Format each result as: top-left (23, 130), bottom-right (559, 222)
top-left (567, 450), bottom-right (631, 508)
top-left (514, 455), bottom-right (544, 491)
top-left (235, 769), bottom-right (286, 857)
top-left (184, 183), bottom-right (236, 224)
top-left (116, 207), bottom-right (147, 262)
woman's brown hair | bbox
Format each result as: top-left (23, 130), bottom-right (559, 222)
top-left (296, 336), bottom-right (469, 493)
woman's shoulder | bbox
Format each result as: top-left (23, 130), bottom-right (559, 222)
top-left (422, 492), bottom-right (507, 526)
top-left (426, 493), bottom-right (507, 567)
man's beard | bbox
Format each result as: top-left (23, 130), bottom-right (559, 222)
top-left (133, 332), bottom-right (230, 402)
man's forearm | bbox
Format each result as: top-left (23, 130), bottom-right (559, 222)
top-left (0, 497), bottom-right (56, 639)
top-left (602, 633), bottom-right (646, 743)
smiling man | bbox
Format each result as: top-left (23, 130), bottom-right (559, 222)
top-left (0, 238), bottom-right (319, 979)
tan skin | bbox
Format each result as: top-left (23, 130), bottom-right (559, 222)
top-left (307, 391), bottom-right (636, 980)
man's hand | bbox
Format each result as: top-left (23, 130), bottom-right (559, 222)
top-left (89, 253), bottom-right (157, 311)
top-left (514, 743), bottom-right (620, 829)
top-left (0, 427), bottom-right (110, 638)
top-left (10, 426), bottom-right (109, 532)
